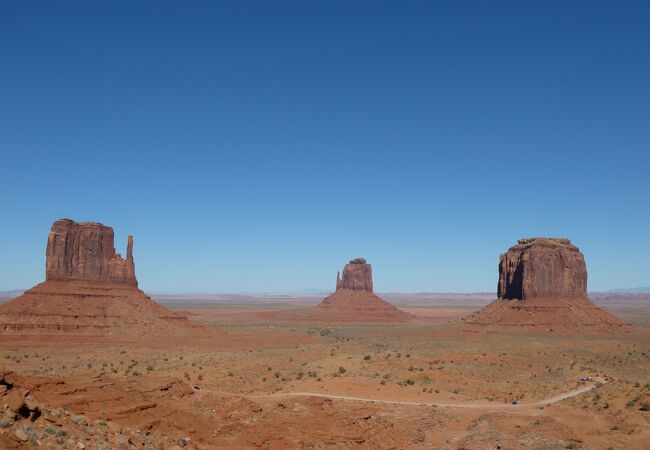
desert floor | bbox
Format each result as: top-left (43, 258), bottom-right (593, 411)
top-left (1, 295), bottom-right (649, 449)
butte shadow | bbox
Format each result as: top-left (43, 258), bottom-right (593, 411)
top-left (0, 218), bottom-right (205, 341)
top-left (463, 238), bottom-right (627, 333)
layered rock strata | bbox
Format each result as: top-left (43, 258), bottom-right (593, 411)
top-left (336, 258), bottom-right (373, 292)
top-left (498, 238), bottom-right (587, 300)
top-left (45, 218), bottom-right (137, 285)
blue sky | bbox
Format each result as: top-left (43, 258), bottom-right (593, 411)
top-left (1, 1), bottom-right (648, 293)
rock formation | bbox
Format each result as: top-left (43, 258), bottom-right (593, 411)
top-left (0, 218), bottom-right (204, 339)
top-left (464, 238), bottom-right (626, 333)
top-left (317, 258), bottom-right (412, 323)
top-left (336, 258), bottom-right (373, 292)
top-left (45, 219), bottom-right (137, 285)
top-left (497, 238), bottom-right (587, 301)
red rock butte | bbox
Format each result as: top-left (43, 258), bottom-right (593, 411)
top-left (318, 258), bottom-right (412, 323)
top-left (45, 219), bottom-right (137, 285)
top-left (0, 219), bottom-right (203, 340)
top-left (464, 237), bottom-right (626, 333)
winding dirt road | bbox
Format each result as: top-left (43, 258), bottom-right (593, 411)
top-left (254, 382), bottom-right (600, 410)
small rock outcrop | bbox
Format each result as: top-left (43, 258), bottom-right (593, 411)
top-left (46, 219), bottom-right (137, 286)
top-left (336, 258), bottom-right (373, 292)
top-left (498, 238), bottom-right (587, 300)
top-left (464, 237), bottom-right (626, 333)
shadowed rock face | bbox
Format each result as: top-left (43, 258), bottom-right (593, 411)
top-left (336, 258), bottom-right (373, 292)
top-left (45, 218), bottom-right (137, 286)
top-left (498, 238), bottom-right (587, 300)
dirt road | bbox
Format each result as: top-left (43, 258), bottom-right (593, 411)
top-left (255, 382), bottom-right (600, 410)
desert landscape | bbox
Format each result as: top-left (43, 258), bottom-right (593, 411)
top-left (2, 3), bottom-right (648, 449)
top-left (1, 220), bottom-right (649, 449)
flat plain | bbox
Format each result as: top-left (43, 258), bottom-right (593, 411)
top-left (1, 293), bottom-right (649, 449)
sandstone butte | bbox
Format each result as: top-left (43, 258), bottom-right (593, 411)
top-left (318, 258), bottom-right (413, 323)
top-left (0, 219), bottom-right (203, 339)
top-left (464, 237), bottom-right (626, 333)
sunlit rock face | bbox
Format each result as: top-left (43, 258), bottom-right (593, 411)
top-left (45, 218), bottom-right (137, 286)
top-left (335, 258), bottom-right (373, 292)
top-left (498, 238), bottom-right (587, 301)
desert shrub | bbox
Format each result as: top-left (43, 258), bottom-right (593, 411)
top-left (406, 379), bottom-right (415, 385)
top-left (364, 355), bottom-right (371, 361)
top-left (146, 365), bottom-right (154, 371)
top-left (338, 367), bottom-right (346, 374)
top-left (640, 402), bottom-right (650, 411)
top-left (227, 371), bottom-right (234, 377)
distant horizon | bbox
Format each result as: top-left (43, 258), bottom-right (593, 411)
top-left (2, 286), bottom-right (650, 297)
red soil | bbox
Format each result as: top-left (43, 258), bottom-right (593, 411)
top-left (0, 281), bottom-right (206, 339)
top-left (463, 296), bottom-right (628, 333)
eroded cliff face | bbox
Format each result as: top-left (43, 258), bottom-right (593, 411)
top-left (464, 237), bottom-right (625, 333)
top-left (498, 238), bottom-right (587, 300)
top-left (336, 258), bottom-right (373, 292)
top-left (45, 218), bottom-right (137, 286)
top-left (0, 218), bottom-right (204, 339)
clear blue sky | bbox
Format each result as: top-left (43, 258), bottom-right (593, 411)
top-left (1, 1), bottom-right (648, 293)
